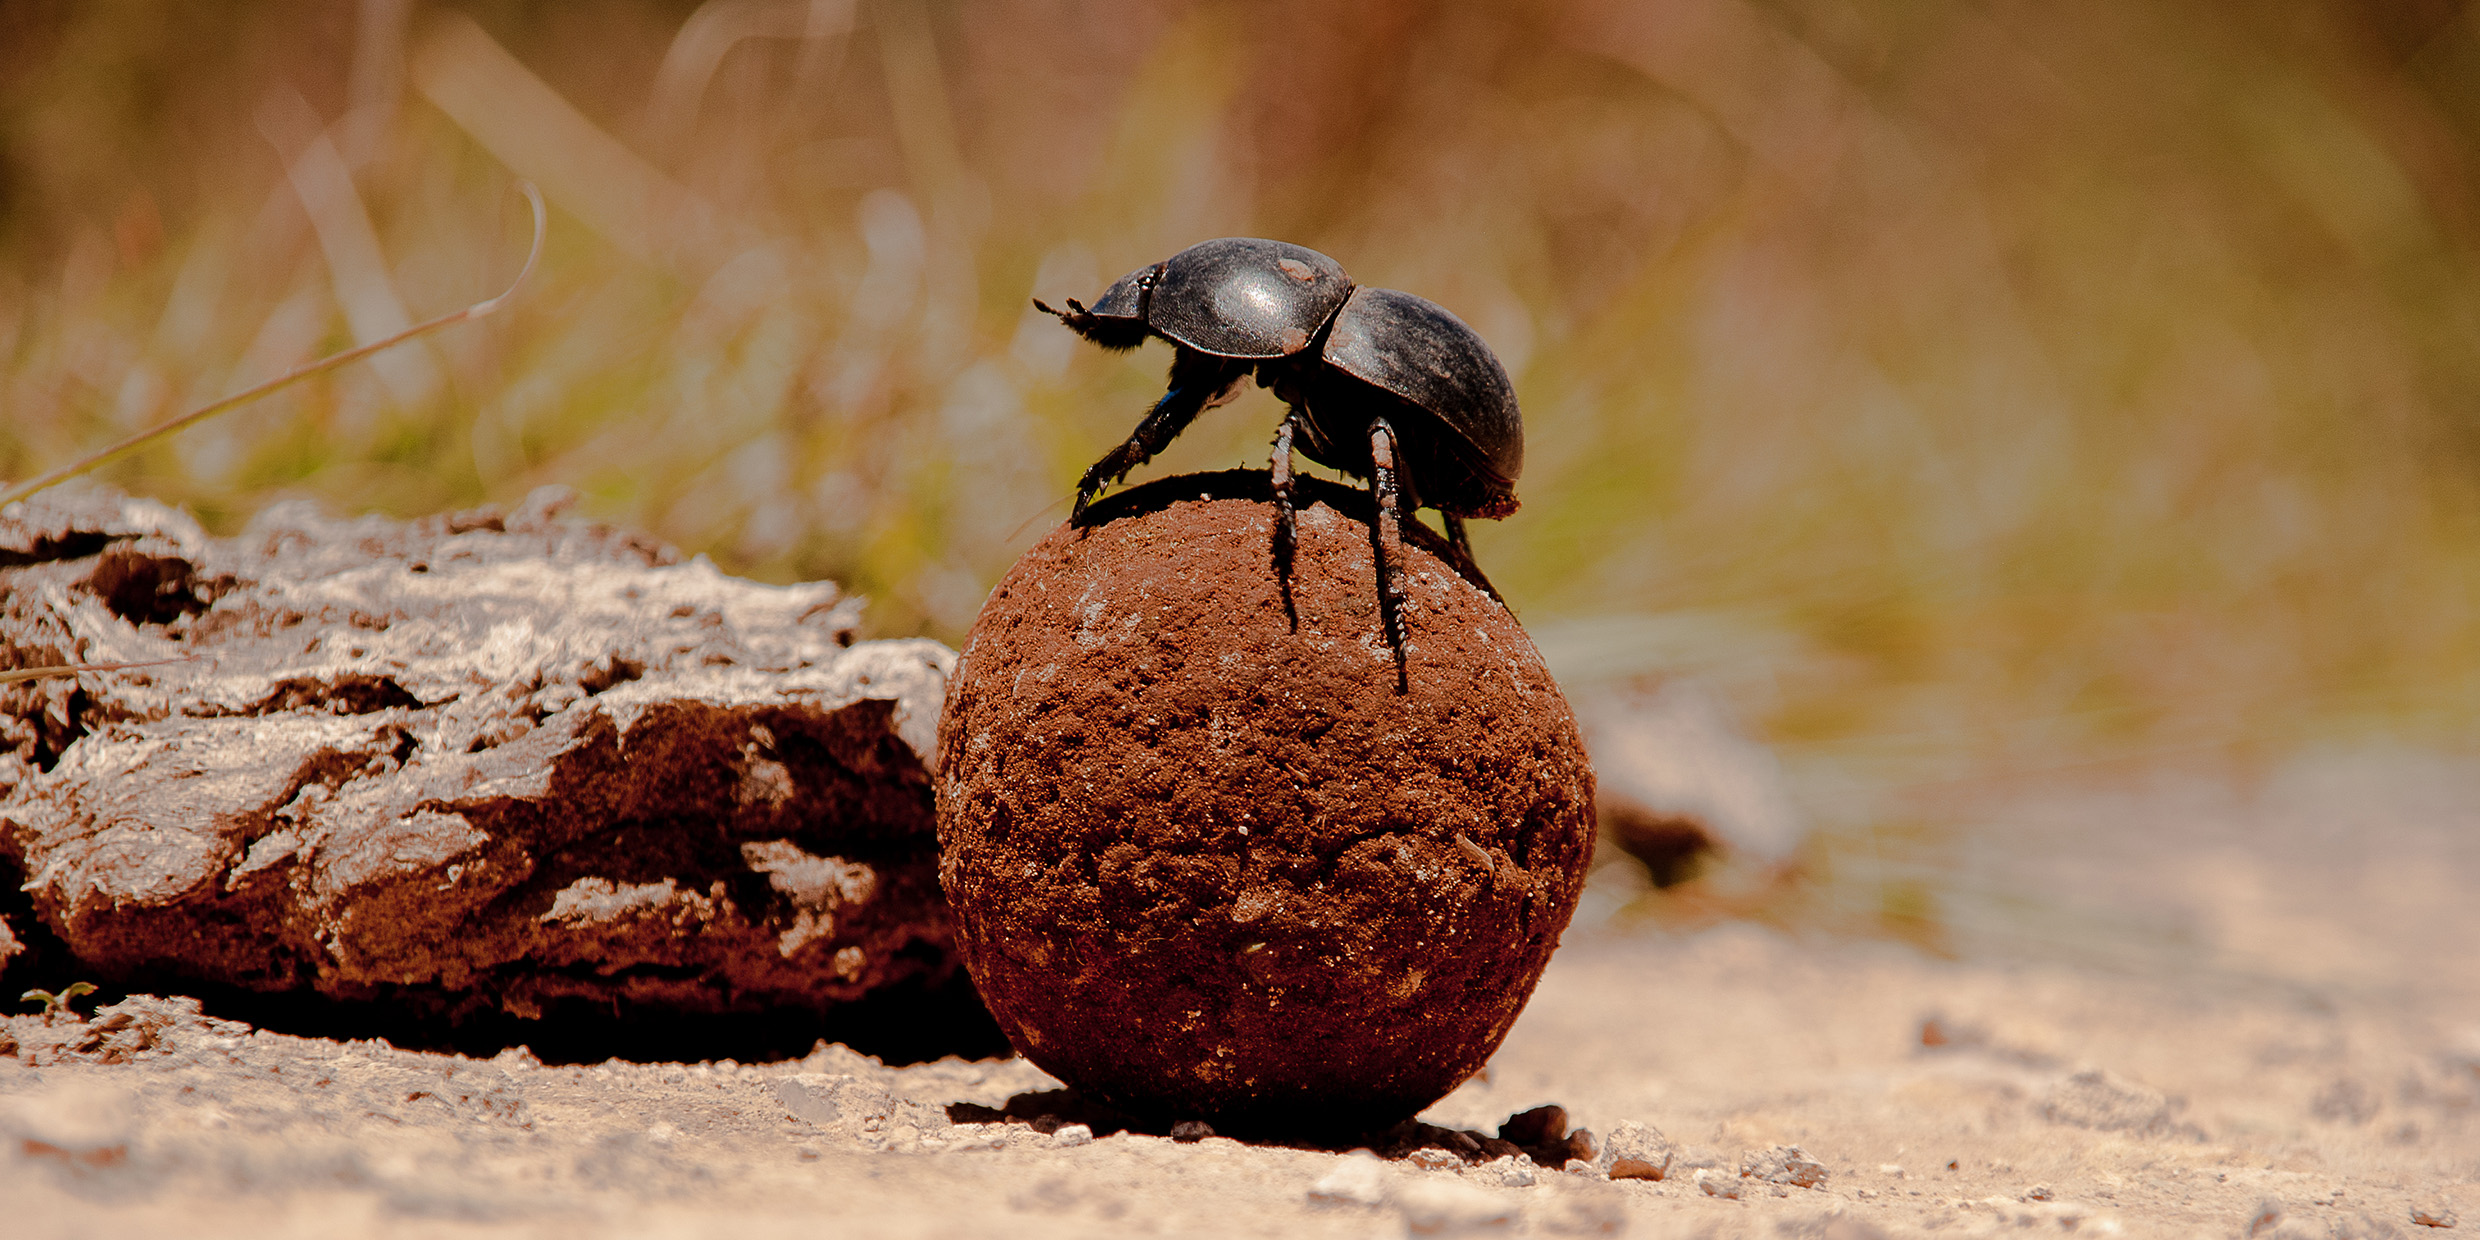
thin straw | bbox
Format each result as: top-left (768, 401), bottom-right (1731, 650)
top-left (0, 182), bottom-right (548, 511)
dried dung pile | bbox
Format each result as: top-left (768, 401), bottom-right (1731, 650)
top-left (0, 485), bottom-right (958, 1029)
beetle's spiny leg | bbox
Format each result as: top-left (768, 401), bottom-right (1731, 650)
top-left (1072, 352), bottom-right (1246, 524)
top-left (1368, 416), bottom-right (1410, 694)
top-left (1440, 512), bottom-right (1505, 603)
top-left (1270, 409), bottom-right (1301, 629)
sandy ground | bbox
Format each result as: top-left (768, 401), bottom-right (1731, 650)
top-left (3, 748), bottom-right (2475, 1238)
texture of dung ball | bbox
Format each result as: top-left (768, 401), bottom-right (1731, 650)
top-left (936, 469), bottom-right (1596, 1137)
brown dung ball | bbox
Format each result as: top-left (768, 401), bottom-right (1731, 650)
top-left (935, 469), bottom-right (1596, 1138)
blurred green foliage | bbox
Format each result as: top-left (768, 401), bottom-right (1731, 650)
top-left (6, 0), bottom-right (2480, 786)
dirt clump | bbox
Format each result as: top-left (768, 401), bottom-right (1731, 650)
top-left (936, 470), bottom-right (1596, 1138)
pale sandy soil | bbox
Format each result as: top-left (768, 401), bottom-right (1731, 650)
top-left (3, 748), bottom-right (2474, 1238)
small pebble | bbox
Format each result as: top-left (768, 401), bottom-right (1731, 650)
top-left (1409, 1148), bottom-right (1464, 1171)
top-left (1695, 1169), bottom-right (1742, 1199)
top-left (1170, 1120), bottom-right (1215, 1143)
top-left (2025, 1185), bottom-right (2054, 1202)
top-left (1483, 1155), bottom-right (1536, 1188)
top-left (1053, 1123), bottom-right (1094, 1148)
top-left (1499, 1104), bottom-right (1568, 1147)
top-left (2412, 1206), bottom-right (2459, 1229)
top-left (1598, 1119), bottom-right (1674, 1182)
top-left (1308, 1152), bottom-right (1388, 1207)
top-left (1741, 1145), bottom-right (1828, 1188)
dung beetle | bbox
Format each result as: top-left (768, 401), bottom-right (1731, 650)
top-left (1035, 237), bottom-right (1523, 688)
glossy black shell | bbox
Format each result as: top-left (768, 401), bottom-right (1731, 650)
top-left (1090, 238), bottom-right (1353, 361)
top-left (1320, 287), bottom-right (1523, 487)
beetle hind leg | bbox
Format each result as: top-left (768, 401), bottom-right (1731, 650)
top-left (1440, 512), bottom-right (1505, 603)
top-left (1367, 416), bottom-right (1411, 694)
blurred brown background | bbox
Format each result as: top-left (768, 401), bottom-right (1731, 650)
top-left (6, 1), bottom-right (2480, 948)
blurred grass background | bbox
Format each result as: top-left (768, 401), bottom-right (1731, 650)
top-left (6, 1), bottom-right (2480, 939)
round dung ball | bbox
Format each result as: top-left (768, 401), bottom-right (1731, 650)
top-left (936, 469), bottom-right (1595, 1138)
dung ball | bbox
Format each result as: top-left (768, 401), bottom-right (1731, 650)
top-left (935, 469), bottom-right (1595, 1138)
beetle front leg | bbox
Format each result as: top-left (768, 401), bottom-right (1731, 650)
top-left (1368, 416), bottom-right (1410, 693)
top-left (1073, 352), bottom-right (1247, 523)
top-left (1270, 409), bottom-right (1301, 627)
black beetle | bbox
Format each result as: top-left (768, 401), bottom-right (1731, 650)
top-left (1035, 237), bottom-right (1523, 687)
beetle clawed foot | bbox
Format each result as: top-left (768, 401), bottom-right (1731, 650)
top-left (1070, 463), bottom-right (1139, 527)
top-left (1069, 475), bottom-right (1117, 527)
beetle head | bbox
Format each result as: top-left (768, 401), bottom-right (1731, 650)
top-left (1033, 262), bottom-right (1161, 351)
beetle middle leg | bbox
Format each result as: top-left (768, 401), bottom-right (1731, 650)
top-left (1269, 408), bottom-right (1302, 627)
top-left (1368, 416), bottom-right (1410, 693)
top-left (1073, 351), bottom-right (1250, 523)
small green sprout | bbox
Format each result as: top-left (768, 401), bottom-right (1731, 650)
top-left (20, 981), bottom-right (98, 1017)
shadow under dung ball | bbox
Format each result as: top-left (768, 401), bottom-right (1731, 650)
top-left (936, 470), bottom-right (1596, 1138)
